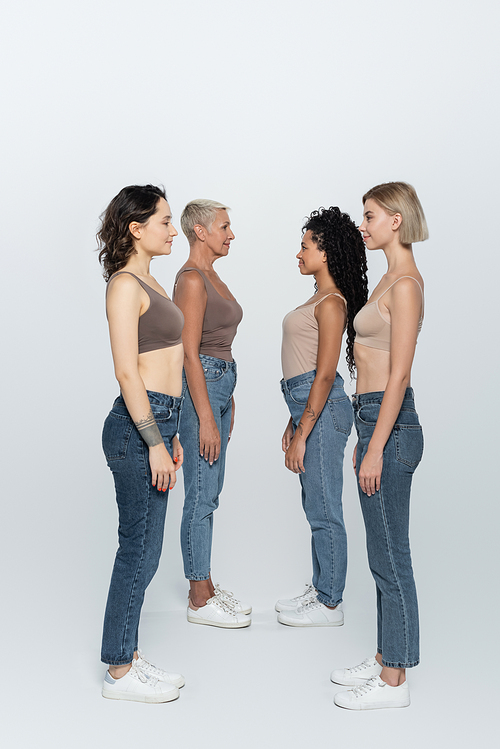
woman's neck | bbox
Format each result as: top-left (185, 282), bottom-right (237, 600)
top-left (314, 266), bottom-right (341, 295)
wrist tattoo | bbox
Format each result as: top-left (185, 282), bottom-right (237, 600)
top-left (306, 401), bottom-right (318, 422)
top-left (297, 421), bottom-right (304, 437)
top-left (135, 409), bottom-right (163, 447)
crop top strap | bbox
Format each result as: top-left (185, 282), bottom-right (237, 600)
top-left (313, 292), bottom-right (347, 308)
top-left (107, 270), bottom-right (156, 297)
top-left (376, 276), bottom-right (424, 317)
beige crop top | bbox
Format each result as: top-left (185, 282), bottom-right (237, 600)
top-left (354, 276), bottom-right (424, 351)
top-left (281, 293), bottom-right (347, 380)
top-left (107, 271), bottom-right (184, 354)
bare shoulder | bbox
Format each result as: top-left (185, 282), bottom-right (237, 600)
top-left (176, 268), bottom-right (206, 293)
top-left (107, 272), bottom-right (142, 300)
top-left (391, 276), bottom-right (424, 300)
top-left (314, 294), bottom-right (347, 323)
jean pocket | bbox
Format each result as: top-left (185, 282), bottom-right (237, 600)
top-left (327, 395), bottom-right (353, 435)
top-left (102, 412), bottom-right (133, 462)
top-left (288, 382), bottom-right (312, 405)
top-left (357, 403), bottom-right (380, 426)
top-left (394, 425), bottom-right (424, 468)
top-left (203, 366), bottom-right (224, 382)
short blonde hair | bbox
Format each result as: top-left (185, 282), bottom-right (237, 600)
top-left (363, 182), bottom-right (429, 245)
top-left (181, 199), bottom-right (230, 244)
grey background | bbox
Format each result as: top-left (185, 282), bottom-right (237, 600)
top-left (1, 0), bottom-right (498, 746)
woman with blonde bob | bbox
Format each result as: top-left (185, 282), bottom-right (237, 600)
top-left (331, 182), bottom-right (428, 711)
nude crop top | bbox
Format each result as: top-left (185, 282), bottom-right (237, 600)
top-left (281, 293), bottom-right (347, 380)
top-left (173, 268), bottom-right (243, 362)
top-left (107, 271), bottom-right (184, 354)
top-left (353, 276), bottom-right (424, 351)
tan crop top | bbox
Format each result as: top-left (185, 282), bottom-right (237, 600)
top-left (354, 276), bottom-right (424, 351)
top-left (107, 271), bottom-right (184, 354)
top-left (281, 293), bottom-right (347, 380)
top-left (173, 268), bottom-right (243, 362)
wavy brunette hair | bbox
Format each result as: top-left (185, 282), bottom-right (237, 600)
top-left (303, 207), bottom-right (368, 377)
top-left (97, 184), bottom-right (166, 281)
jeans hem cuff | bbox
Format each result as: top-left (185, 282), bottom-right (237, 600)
top-left (381, 659), bottom-right (419, 668)
top-left (316, 595), bottom-right (343, 608)
top-left (101, 657), bottom-right (134, 666)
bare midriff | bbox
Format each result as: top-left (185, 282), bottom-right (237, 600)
top-left (137, 342), bottom-right (184, 397)
top-left (354, 342), bottom-right (411, 394)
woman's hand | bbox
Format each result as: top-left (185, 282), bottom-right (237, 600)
top-left (172, 435), bottom-right (184, 470)
top-left (200, 419), bottom-right (221, 465)
top-left (149, 443), bottom-right (177, 492)
top-left (358, 447), bottom-right (383, 496)
top-left (285, 432), bottom-right (306, 474)
top-left (282, 418), bottom-right (294, 453)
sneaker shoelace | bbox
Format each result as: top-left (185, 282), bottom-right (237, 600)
top-left (351, 677), bottom-right (383, 697)
top-left (214, 583), bottom-right (240, 607)
top-left (347, 658), bottom-right (376, 675)
top-left (129, 659), bottom-right (160, 686)
top-left (297, 598), bottom-right (321, 613)
top-left (136, 650), bottom-right (163, 677)
top-left (293, 584), bottom-right (316, 603)
top-left (207, 594), bottom-right (238, 616)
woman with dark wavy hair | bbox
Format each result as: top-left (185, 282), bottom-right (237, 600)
top-left (276, 206), bottom-right (368, 626)
top-left (97, 184), bottom-right (185, 703)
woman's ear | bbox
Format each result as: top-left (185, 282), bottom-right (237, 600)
top-left (392, 213), bottom-right (403, 232)
top-left (129, 221), bottom-right (142, 240)
top-left (194, 223), bottom-right (206, 242)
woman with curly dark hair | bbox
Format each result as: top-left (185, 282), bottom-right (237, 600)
top-left (97, 184), bottom-right (185, 703)
top-left (276, 206), bottom-right (368, 626)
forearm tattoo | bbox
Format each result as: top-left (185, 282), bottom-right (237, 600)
top-left (297, 402), bottom-right (318, 439)
top-left (135, 409), bottom-right (163, 447)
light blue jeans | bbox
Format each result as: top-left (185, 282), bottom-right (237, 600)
top-left (353, 388), bottom-right (423, 668)
top-left (281, 370), bottom-right (353, 607)
top-left (178, 355), bottom-right (237, 581)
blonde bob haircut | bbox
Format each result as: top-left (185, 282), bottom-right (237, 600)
top-left (181, 199), bottom-right (230, 244)
top-left (363, 182), bottom-right (429, 245)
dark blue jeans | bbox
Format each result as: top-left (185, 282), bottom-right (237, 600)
top-left (353, 388), bottom-right (423, 669)
top-left (101, 390), bottom-right (182, 666)
top-left (281, 371), bottom-right (353, 607)
top-left (178, 355), bottom-right (237, 581)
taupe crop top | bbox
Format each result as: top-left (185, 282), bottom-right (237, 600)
top-left (281, 293), bottom-right (347, 380)
top-left (354, 276), bottom-right (424, 351)
top-left (107, 271), bottom-right (184, 354)
top-left (173, 268), bottom-right (243, 362)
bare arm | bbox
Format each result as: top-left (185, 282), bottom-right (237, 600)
top-left (174, 271), bottom-right (220, 465)
top-left (358, 278), bottom-right (422, 496)
top-left (285, 297), bottom-right (346, 474)
top-left (106, 274), bottom-right (177, 491)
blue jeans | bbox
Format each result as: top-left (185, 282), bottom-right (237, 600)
top-left (353, 388), bottom-right (423, 669)
top-left (281, 371), bottom-right (353, 607)
top-left (101, 390), bottom-right (182, 665)
top-left (178, 355), bottom-right (237, 581)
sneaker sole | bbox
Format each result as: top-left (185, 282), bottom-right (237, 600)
top-left (334, 696), bottom-right (410, 710)
top-left (277, 618), bottom-right (344, 627)
top-left (102, 688), bottom-right (180, 703)
top-left (187, 614), bottom-right (251, 628)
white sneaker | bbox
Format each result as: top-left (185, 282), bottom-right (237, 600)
top-left (331, 657), bottom-right (382, 686)
top-left (214, 583), bottom-right (252, 615)
top-left (334, 676), bottom-right (410, 710)
top-left (277, 599), bottom-right (344, 627)
top-left (102, 660), bottom-right (180, 703)
top-left (135, 649), bottom-right (185, 688)
top-left (187, 595), bottom-right (251, 628)
top-left (275, 584), bottom-right (317, 612)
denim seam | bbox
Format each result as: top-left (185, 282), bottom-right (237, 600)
top-left (120, 452), bottom-right (150, 663)
top-left (378, 484), bottom-right (411, 666)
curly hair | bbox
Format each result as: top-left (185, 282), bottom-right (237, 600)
top-left (302, 207), bottom-right (368, 377)
top-left (97, 184), bottom-right (166, 281)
